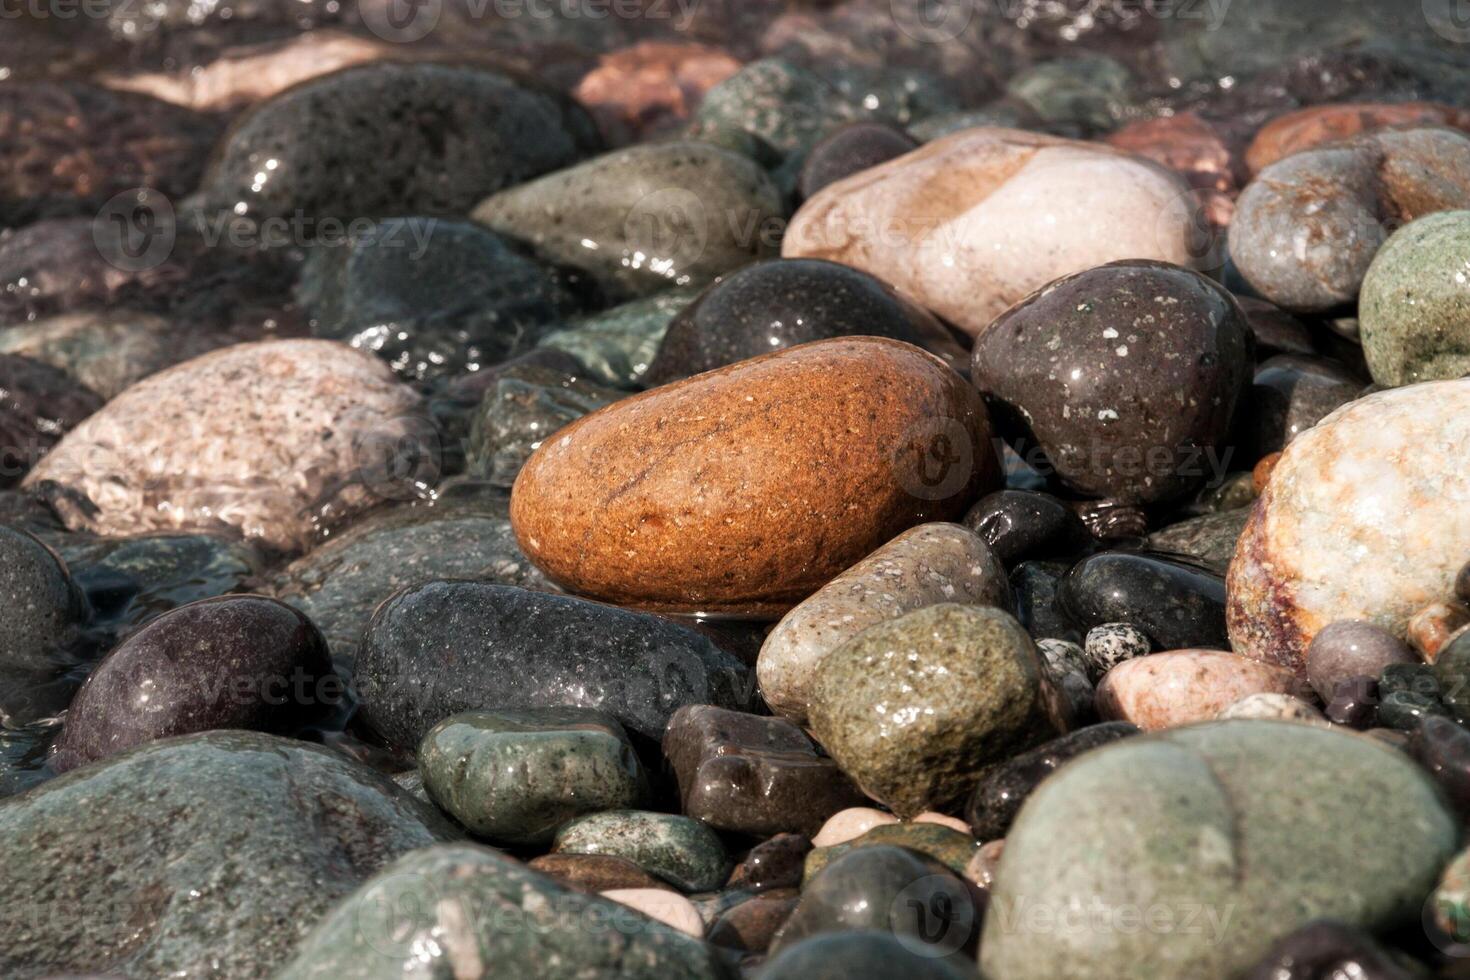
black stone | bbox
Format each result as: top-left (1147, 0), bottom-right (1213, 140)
top-left (1376, 690), bottom-right (1450, 733)
top-left (1012, 560), bottom-right (1083, 644)
top-left (1325, 678), bottom-right (1379, 729)
top-left (1244, 920), bottom-right (1411, 980)
top-left (1435, 632), bottom-right (1470, 723)
top-left (51, 595), bottom-right (336, 772)
top-left (728, 833), bottom-right (813, 892)
top-left (355, 582), bottom-right (754, 749)
top-left (963, 490), bottom-right (1090, 566)
top-left (0, 354), bottom-right (103, 487)
top-left (964, 722), bottom-right (1140, 840)
top-left (465, 364), bottom-right (622, 486)
top-left (1057, 551), bottom-right (1229, 650)
top-left (796, 122), bottom-right (918, 201)
top-left (0, 524), bottom-right (89, 723)
top-left (1246, 354), bottom-right (1360, 455)
top-left (644, 258), bottom-right (963, 386)
top-left (1410, 715), bottom-right (1470, 820)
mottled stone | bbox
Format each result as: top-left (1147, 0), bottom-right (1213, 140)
top-left (466, 365), bottom-right (623, 486)
top-left (782, 127), bottom-right (1204, 337)
top-left (1013, 560), bottom-right (1083, 644)
top-left (690, 58), bottom-right (870, 163)
top-left (1083, 622), bottom-right (1153, 681)
top-left (706, 889), bottom-right (799, 952)
top-left (1060, 551), bottom-right (1229, 650)
top-left (277, 844), bottom-right (727, 979)
top-left (810, 603), bottom-right (1059, 817)
top-left (1104, 111), bottom-right (1239, 227)
top-left (645, 258), bottom-right (961, 387)
top-left (511, 338), bottom-right (996, 617)
top-left (981, 722), bottom-right (1458, 980)
top-left (574, 42), bottom-right (742, 144)
top-left (357, 582), bottom-right (751, 749)
top-left (803, 822), bottom-right (979, 881)
top-left (269, 506), bottom-right (555, 667)
top-left (1228, 380), bottom-right (1470, 671)
top-left (1097, 650), bottom-right (1303, 731)
top-left (1360, 210), bottom-right (1470, 386)
top-left (472, 141), bottom-right (782, 301)
top-left (299, 218), bottom-right (581, 383)
top-left (770, 847), bottom-right (977, 962)
top-left (52, 596), bottom-right (334, 772)
top-left (663, 705), bottom-right (862, 838)
top-left (0, 731), bottom-right (453, 980)
top-left (1229, 127), bottom-right (1470, 312)
top-left (553, 810), bottom-right (729, 892)
top-left (0, 354), bottom-right (103, 487)
top-left (964, 722), bottom-right (1139, 840)
top-left (963, 489), bottom-right (1090, 566)
top-left (763, 930), bottom-right (974, 980)
top-left (418, 708), bottom-right (648, 846)
top-left (1409, 600), bottom-right (1470, 661)
top-left (1247, 354), bottom-right (1361, 454)
top-left (759, 523), bottom-right (1010, 723)
top-left (972, 259), bottom-right (1251, 504)
top-left (1245, 101), bottom-right (1470, 175)
top-left (1244, 920), bottom-right (1414, 980)
top-left (1007, 53), bottom-right (1135, 134)
top-left (538, 288), bottom-right (700, 389)
top-left (1147, 508), bottom-right (1251, 576)
top-left (1218, 692), bottom-right (1327, 724)
top-left (1435, 634), bottom-right (1470, 724)
top-left (1410, 716), bottom-right (1470, 821)
top-left (23, 340), bottom-right (425, 554)
top-left (797, 123), bottom-right (918, 202)
top-left (0, 525), bottom-right (88, 720)
top-left (203, 63), bottom-right (597, 229)
top-left (526, 853), bottom-right (675, 893)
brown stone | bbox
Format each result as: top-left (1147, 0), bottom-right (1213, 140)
top-left (726, 834), bottom-right (812, 893)
top-left (510, 338), bottom-right (997, 616)
top-left (1105, 111), bottom-right (1241, 227)
top-left (1408, 601), bottom-right (1470, 662)
top-left (573, 42), bottom-right (742, 145)
top-left (1252, 452), bottom-right (1282, 494)
top-left (707, 889), bottom-right (800, 952)
top-left (1096, 650), bottom-right (1303, 731)
top-left (526, 853), bottom-right (675, 893)
top-left (1245, 102), bottom-right (1470, 176)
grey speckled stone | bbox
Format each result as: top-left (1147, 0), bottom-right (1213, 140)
top-left (1361, 210), bottom-right (1470, 386)
top-left (981, 721), bottom-right (1458, 980)
top-left (1248, 355), bottom-right (1362, 455)
top-left (270, 505), bottom-right (555, 669)
top-left (538, 287), bottom-right (701, 389)
top-left (0, 731), bottom-right (455, 980)
top-left (759, 523), bottom-right (1011, 724)
top-left (277, 844), bottom-right (728, 979)
top-left (553, 810), bottom-right (729, 892)
top-left (472, 141), bottom-right (783, 301)
top-left (1083, 622), bottom-right (1153, 681)
top-left (809, 603), bottom-right (1059, 817)
top-left (418, 707), bottom-right (648, 846)
top-left (356, 582), bottom-right (754, 749)
top-left (1147, 507), bottom-right (1252, 576)
top-left (1006, 53), bottom-right (1136, 134)
top-left (690, 59), bottom-right (870, 162)
top-left (0, 524), bottom-right (88, 680)
top-left (465, 365), bottom-right (622, 486)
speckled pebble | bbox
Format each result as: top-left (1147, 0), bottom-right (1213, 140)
top-left (552, 810), bottom-right (730, 892)
top-left (1083, 622), bottom-right (1153, 682)
top-left (1097, 650), bottom-right (1303, 731)
top-left (1217, 693), bottom-right (1328, 725)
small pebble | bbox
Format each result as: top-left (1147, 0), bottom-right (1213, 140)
top-left (599, 889), bottom-right (705, 937)
top-left (1083, 622), bottom-right (1152, 682)
top-left (1216, 693), bottom-right (1328, 725)
top-left (1306, 621), bottom-right (1416, 702)
top-left (1096, 650), bottom-right (1302, 731)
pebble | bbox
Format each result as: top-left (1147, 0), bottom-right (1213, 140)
top-left (298, 218), bottom-right (582, 382)
top-left (1096, 650), bottom-right (1302, 731)
top-left (573, 41), bottom-right (742, 144)
top-left (1082, 623), bottom-right (1153, 681)
top-left (803, 822), bottom-right (980, 882)
top-left (964, 723), bottom-right (1139, 840)
top-left (1216, 692), bottom-right (1328, 724)
top-left (418, 707), bottom-right (648, 846)
top-left (758, 522), bottom-right (1011, 723)
top-left (355, 582), bottom-right (753, 749)
top-left (1236, 297), bottom-right (1318, 358)
top-left (203, 63), bottom-right (598, 229)
top-left (1059, 551), bottom-right (1230, 651)
top-left (538, 287), bottom-right (701, 389)
top-left (981, 722), bottom-right (1458, 979)
top-left (1360, 210), bottom-right (1470, 387)
top-left (1007, 53), bottom-right (1136, 135)
top-left (466, 364), bottom-right (623, 486)
top-left (1228, 127), bottom-right (1470, 312)
top-left (1410, 715), bottom-right (1470, 820)
top-left (61, 531), bottom-right (260, 631)
top-left (782, 127), bottom-right (1203, 337)
top-left (0, 731), bottom-right (452, 979)
top-left (644, 258), bottom-right (959, 387)
top-left (1247, 354), bottom-right (1363, 455)
top-left (601, 889), bottom-right (706, 937)
top-left (1014, 560), bottom-right (1084, 644)
top-left (51, 595), bottom-right (335, 772)
top-left (1228, 380), bottom-right (1470, 671)
top-left (809, 603), bottom-right (1061, 817)
top-left (662, 705), bottom-right (864, 838)
top-left (972, 259), bottom-right (1251, 504)
top-left (0, 354), bottom-right (103, 487)
top-left (472, 140), bottom-right (783, 301)
top-left (1104, 111), bottom-right (1238, 227)
top-left (526, 853), bottom-right (675, 894)
top-left (552, 810), bottom-right (730, 892)
top-left (797, 122), bottom-right (918, 201)
top-left (278, 844), bottom-right (728, 979)
top-left (962, 489), bottom-right (1090, 566)
top-left (706, 889), bottom-right (799, 952)
top-left (1145, 509), bottom-right (1252, 576)
top-left (726, 833), bottom-right (812, 892)
top-left (810, 807), bottom-right (900, 848)
top-left (1435, 634), bottom-right (1470, 723)
top-left (1408, 600), bottom-right (1470, 661)
top-left (1244, 101), bottom-right (1470, 175)
top-left (0, 525), bottom-right (89, 719)
top-left (690, 58), bottom-right (871, 164)
top-left (22, 339), bottom-right (426, 554)
top-left (510, 338), bottom-right (997, 616)
top-left (762, 930), bottom-right (975, 980)
top-left (1243, 921), bottom-right (1413, 980)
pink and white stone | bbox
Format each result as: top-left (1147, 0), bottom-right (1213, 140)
top-left (1096, 650), bottom-right (1301, 731)
top-left (1228, 380), bottom-right (1470, 672)
top-left (781, 127), bottom-right (1205, 336)
top-left (810, 807), bottom-right (899, 847)
top-left (599, 889), bottom-right (705, 937)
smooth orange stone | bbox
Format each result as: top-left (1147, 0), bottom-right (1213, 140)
top-left (1245, 101), bottom-right (1470, 176)
top-left (1252, 451), bottom-right (1282, 494)
top-left (574, 41), bottom-right (741, 144)
top-left (510, 338), bottom-right (997, 617)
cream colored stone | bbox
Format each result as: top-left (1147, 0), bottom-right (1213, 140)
top-left (914, 812), bottom-right (972, 834)
top-left (758, 522), bottom-right (1010, 723)
top-left (1217, 693), bottom-right (1329, 726)
top-left (963, 838), bottom-right (1005, 887)
top-left (599, 889), bottom-right (704, 937)
top-left (782, 127), bottom-right (1202, 336)
top-left (1096, 650), bottom-right (1301, 731)
top-left (810, 807), bottom-right (898, 848)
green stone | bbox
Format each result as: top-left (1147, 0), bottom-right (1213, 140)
top-left (553, 810), bottom-right (730, 892)
top-left (1146, 509), bottom-right (1252, 575)
top-left (418, 708), bottom-right (649, 845)
top-left (277, 844), bottom-right (731, 979)
top-left (1361, 210), bottom-right (1470, 386)
top-left (809, 603), bottom-right (1059, 817)
top-left (980, 721), bottom-right (1458, 980)
top-left (1006, 54), bottom-right (1136, 134)
top-left (803, 822), bottom-right (980, 883)
top-left (538, 287), bottom-right (701, 389)
top-left (690, 59), bottom-right (870, 162)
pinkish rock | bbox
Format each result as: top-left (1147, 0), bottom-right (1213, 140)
top-left (1096, 650), bottom-right (1301, 731)
top-left (574, 42), bottom-right (742, 144)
